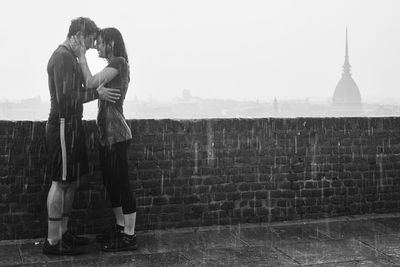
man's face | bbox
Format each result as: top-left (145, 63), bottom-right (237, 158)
top-left (81, 33), bottom-right (97, 49)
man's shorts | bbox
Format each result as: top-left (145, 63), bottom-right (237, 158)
top-left (46, 118), bottom-right (89, 182)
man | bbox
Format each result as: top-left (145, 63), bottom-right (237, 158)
top-left (43, 17), bottom-right (121, 255)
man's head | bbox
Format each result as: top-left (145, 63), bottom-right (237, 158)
top-left (67, 17), bottom-right (99, 49)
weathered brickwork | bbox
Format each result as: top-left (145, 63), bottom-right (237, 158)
top-left (1, 118), bottom-right (400, 240)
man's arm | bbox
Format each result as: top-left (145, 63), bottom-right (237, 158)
top-left (53, 54), bottom-right (120, 112)
top-left (53, 56), bottom-right (76, 117)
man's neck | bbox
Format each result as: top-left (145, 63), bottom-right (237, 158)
top-left (61, 40), bottom-right (76, 57)
top-left (62, 39), bottom-right (70, 49)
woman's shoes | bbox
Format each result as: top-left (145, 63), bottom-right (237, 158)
top-left (96, 224), bottom-right (124, 243)
top-left (102, 232), bottom-right (138, 252)
top-left (96, 225), bottom-right (139, 252)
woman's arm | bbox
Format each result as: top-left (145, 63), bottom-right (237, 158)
top-left (78, 55), bottom-right (119, 89)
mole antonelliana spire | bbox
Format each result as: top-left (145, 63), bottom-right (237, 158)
top-left (332, 28), bottom-right (362, 111)
top-left (343, 28), bottom-right (351, 76)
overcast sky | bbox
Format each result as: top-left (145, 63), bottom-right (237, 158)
top-left (1, 0), bottom-right (400, 104)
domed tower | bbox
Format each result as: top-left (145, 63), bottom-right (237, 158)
top-left (332, 29), bottom-right (362, 114)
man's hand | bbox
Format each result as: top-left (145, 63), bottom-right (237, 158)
top-left (70, 35), bottom-right (86, 58)
top-left (97, 83), bottom-right (121, 103)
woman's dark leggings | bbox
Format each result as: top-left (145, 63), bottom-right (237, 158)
top-left (99, 140), bottom-right (136, 214)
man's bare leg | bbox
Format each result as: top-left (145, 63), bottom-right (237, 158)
top-left (44, 180), bottom-right (83, 255)
top-left (47, 181), bottom-right (67, 245)
top-left (62, 182), bottom-right (76, 234)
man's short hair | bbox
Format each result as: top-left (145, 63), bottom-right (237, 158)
top-left (67, 17), bottom-right (99, 38)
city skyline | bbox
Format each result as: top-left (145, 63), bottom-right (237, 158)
top-left (2, 90), bottom-right (400, 121)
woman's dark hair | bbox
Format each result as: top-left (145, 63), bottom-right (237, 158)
top-left (67, 17), bottom-right (99, 38)
top-left (99, 27), bottom-right (128, 62)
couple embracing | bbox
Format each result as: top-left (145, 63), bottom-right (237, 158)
top-left (43, 17), bottom-right (137, 255)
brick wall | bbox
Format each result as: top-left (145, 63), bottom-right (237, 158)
top-left (1, 118), bottom-right (400, 240)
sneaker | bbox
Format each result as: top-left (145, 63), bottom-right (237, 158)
top-left (42, 239), bottom-right (83, 255)
top-left (102, 233), bottom-right (138, 252)
top-left (62, 230), bottom-right (90, 247)
top-left (96, 224), bottom-right (124, 243)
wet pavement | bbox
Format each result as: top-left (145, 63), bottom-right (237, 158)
top-left (2, 213), bottom-right (400, 266)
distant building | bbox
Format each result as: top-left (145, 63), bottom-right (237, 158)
top-left (174, 89), bottom-right (202, 103)
top-left (332, 29), bottom-right (362, 115)
top-left (273, 97), bottom-right (279, 116)
top-left (182, 89), bottom-right (192, 101)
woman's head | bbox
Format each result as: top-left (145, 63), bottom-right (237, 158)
top-left (96, 27), bottom-right (128, 62)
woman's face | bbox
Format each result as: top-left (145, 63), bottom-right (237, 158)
top-left (96, 36), bottom-right (106, 58)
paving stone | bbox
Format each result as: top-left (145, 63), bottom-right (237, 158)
top-left (232, 225), bottom-right (278, 246)
top-left (18, 240), bottom-right (149, 266)
top-left (19, 241), bottom-right (87, 265)
top-left (145, 228), bottom-right (246, 253)
top-left (0, 244), bottom-right (22, 266)
top-left (312, 219), bottom-right (389, 240)
top-left (14, 261), bottom-right (76, 266)
top-left (182, 246), bottom-right (299, 266)
top-left (68, 252), bottom-right (192, 267)
top-left (372, 217), bottom-right (400, 234)
top-left (3, 215), bottom-right (400, 266)
top-left (268, 223), bottom-right (332, 243)
top-left (357, 233), bottom-right (400, 264)
top-left (274, 238), bottom-right (388, 265)
top-left (303, 258), bottom-right (395, 267)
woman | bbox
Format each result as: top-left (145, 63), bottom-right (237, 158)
top-left (71, 27), bottom-right (137, 252)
